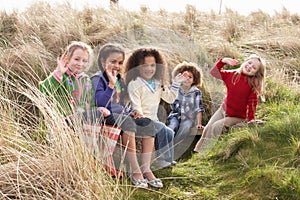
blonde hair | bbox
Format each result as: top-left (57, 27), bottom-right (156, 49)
top-left (233, 54), bottom-right (266, 94)
top-left (62, 41), bottom-right (93, 72)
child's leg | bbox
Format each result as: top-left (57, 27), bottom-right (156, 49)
top-left (196, 116), bottom-right (244, 155)
top-left (194, 106), bottom-right (225, 153)
top-left (141, 136), bottom-right (163, 188)
top-left (173, 119), bottom-right (194, 160)
top-left (112, 113), bottom-right (146, 180)
top-left (194, 106), bottom-right (244, 155)
top-left (167, 117), bottom-right (179, 133)
top-left (174, 119), bottom-right (193, 144)
top-left (211, 116), bottom-right (244, 137)
top-left (141, 137), bottom-right (155, 179)
top-left (121, 131), bottom-right (143, 180)
top-left (154, 121), bottom-right (175, 164)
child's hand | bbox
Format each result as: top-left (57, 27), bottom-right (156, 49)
top-left (130, 110), bottom-right (143, 119)
top-left (106, 67), bottom-right (118, 88)
top-left (221, 58), bottom-right (238, 66)
top-left (173, 72), bottom-right (187, 83)
top-left (197, 124), bottom-right (205, 129)
top-left (248, 119), bottom-right (264, 125)
top-left (56, 56), bottom-right (69, 76)
top-left (97, 107), bottom-right (111, 117)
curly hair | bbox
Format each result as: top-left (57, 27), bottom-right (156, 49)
top-left (124, 47), bottom-right (167, 85)
top-left (172, 61), bottom-right (203, 88)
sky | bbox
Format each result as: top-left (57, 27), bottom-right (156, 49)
top-left (0, 0), bottom-right (299, 15)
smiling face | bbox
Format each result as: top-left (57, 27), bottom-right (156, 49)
top-left (181, 71), bottom-right (194, 88)
top-left (241, 57), bottom-right (260, 76)
top-left (101, 52), bottom-right (124, 75)
top-left (138, 56), bottom-right (156, 81)
top-left (67, 48), bottom-right (89, 74)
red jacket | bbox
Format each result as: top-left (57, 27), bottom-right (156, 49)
top-left (210, 59), bottom-right (258, 121)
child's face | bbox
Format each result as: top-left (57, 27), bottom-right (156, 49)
top-left (241, 58), bottom-right (260, 76)
top-left (138, 56), bottom-right (156, 81)
top-left (102, 52), bottom-right (124, 75)
top-left (67, 48), bottom-right (89, 74)
top-left (181, 71), bottom-right (194, 87)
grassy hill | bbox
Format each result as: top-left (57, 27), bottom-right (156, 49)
top-left (0, 2), bottom-right (299, 199)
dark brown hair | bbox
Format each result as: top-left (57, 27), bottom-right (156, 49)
top-left (97, 43), bottom-right (125, 72)
top-left (124, 47), bottom-right (167, 85)
top-left (172, 61), bottom-right (203, 88)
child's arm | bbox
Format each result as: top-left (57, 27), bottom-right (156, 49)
top-left (195, 90), bottom-right (205, 128)
top-left (94, 69), bottom-right (118, 108)
top-left (97, 107), bottom-right (111, 117)
top-left (39, 56), bottom-right (69, 93)
top-left (169, 99), bottom-right (180, 113)
top-left (39, 68), bottom-right (72, 116)
top-left (222, 57), bottom-right (238, 66)
top-left (196, 112), bottom-right (204, 129)
top-left (210, 58), bottom-right (238, 79)
top-left (39, 74), bottom-right (62, 95)
top-left (161, 73), bottom-right (184, 103)
top-left (130, 110), bottom-right (143, 119)
top-left (94, 75), bottom-right (114, 108)
top-left (127, 81), bottom-right (144, 117)
top-left (53, 56), bottom-right (69, 81)
top-left (106, 67), bottom-right (118, 89)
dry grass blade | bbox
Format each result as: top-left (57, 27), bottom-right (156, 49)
top-left (0, 67), bottom-right (124, 199)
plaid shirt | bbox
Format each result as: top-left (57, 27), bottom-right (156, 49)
top-left (167, 86), bottom-right (205, 125)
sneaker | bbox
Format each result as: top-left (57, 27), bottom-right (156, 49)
top-left (171, 161), bottom-right (177, 166)
top-left (157, 160), bottom-right (172, 168)
top-left (130, 176), bottom-right (148, 188)
top-left (144, 177), bottom-right (163, 188)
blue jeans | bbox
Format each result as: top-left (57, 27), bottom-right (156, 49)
top-left (167, 117), bottom-right (180, 133)
top-left (154, 121), bottom-right (175, 163)
top-left (173, 119), bottom-right (194, 160)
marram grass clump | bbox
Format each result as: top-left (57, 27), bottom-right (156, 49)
top-left (0, 71), bottom-right (125, 199)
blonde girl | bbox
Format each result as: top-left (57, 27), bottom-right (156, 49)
top-left (39, 41), bottom-right (109, 118)
top-left (194, 54), bottom-right (266, 154)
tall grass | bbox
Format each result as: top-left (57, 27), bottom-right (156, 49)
top-left (0, 1), bottom-right (299, 199)
top-left (0, 69), bottom-right (125, 199)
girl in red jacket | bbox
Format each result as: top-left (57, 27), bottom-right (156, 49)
top-left (194, 54), bottom-right (266, 154)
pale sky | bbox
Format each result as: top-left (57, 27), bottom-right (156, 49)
top-left (0, 0), bottom-right (299, 15)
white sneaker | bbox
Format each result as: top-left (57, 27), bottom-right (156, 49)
top-left (130, 176), bottom-right (148, 188)
top-left (157, 160), bottom-right (172, 168)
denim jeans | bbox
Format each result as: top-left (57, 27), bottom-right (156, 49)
top-left (167, 117), bottom-right (180, 133)
top-left (173, 119), bottom-right (194, 160)
top-left (154, 121), bottom-right (175, 163)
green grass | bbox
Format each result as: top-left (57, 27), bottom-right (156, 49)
top-left (1, 2), bottom-right (300, 199)
top-left (126, 95), bottom-right (300, 199)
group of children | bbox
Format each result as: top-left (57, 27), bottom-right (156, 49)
top-left (39, 41), bottom-right (266, 189)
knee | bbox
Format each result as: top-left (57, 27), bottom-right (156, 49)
top-left (168, 122), bottom-right (177, 132)
top-left (210, 124), bottom-right (225, 137)
top-left (122, 130), bottom-right (135, 137)
top-left (166, 128), bottom-right (175, 139)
